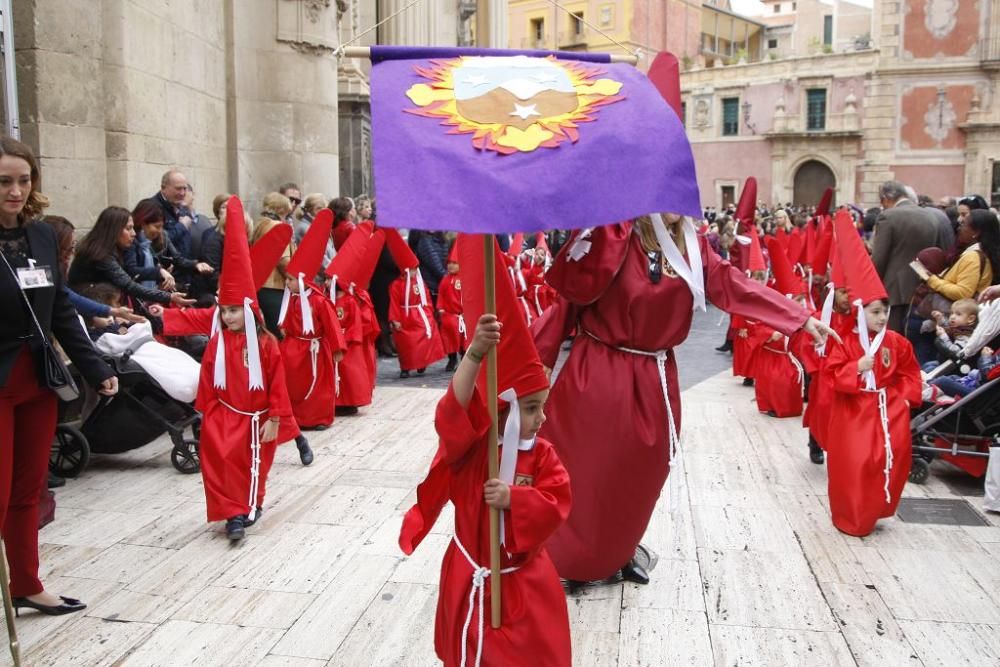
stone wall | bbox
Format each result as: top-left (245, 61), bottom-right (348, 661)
top-left (13, 0), bottom-right (344, 229)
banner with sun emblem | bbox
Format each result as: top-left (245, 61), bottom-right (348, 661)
top-left (370, 46), bottom-right (700, 234)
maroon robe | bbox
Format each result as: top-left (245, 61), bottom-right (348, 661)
top-left (532, 223), bottom-right (808, 581)
top-left (279, 286), bottom-right (347, 428)
top-left (399, 387), bottom-right (572, 667)
top-left (753, 327), bottom-right (805, 418)
top-left (195, 329), bottom-right (292, 522)
top-left (825, 329), bottom-right (921, 536)
top-left (732, 314), bottom-right (768, 379)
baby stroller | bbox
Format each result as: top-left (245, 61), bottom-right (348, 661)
top-left (909, 300), bottom-right (1000, 484)
top-left (50, 323), bottom-right (202, 478)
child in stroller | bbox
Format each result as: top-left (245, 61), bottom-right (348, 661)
top-left (910, 299), bottom-right (1000, 484)
top-left (50, 285), bottom-right (202, 479)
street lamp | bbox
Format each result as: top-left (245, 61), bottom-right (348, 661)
top-left (742, 99), bottom-right (757, 135)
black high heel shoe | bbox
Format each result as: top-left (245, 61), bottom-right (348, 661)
top-left (13, 595), bottom-right (86, 617)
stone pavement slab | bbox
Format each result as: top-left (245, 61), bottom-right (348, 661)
top-left (5, 369), bottom-right (1000, 666)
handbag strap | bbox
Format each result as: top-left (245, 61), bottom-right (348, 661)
top-left (0, 246), bottom-right (54, 349)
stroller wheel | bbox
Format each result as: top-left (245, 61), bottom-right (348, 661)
top-left (50, 424), bottom-right (90, 478)
top-left (909, 457), bottom-right (930, 484)
top-left (171, 438), bottom-right (200, 474)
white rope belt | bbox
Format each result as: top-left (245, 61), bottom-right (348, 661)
top-left (219, 399), bottom-right (267, 521)
top-left (403, 303), bottom-right (433, 338)
top-left (583, 330), bottom-right (679, 462)
top-left (519, 296), bottom-right (533, 325)
top-left (452, 535), bottom-right (519, 667)
top-left (458, 314), bottom-right (467, 337)
top-left (533, 286), bottom-right (543, 316)
top-left (296, 336), bottom-right (322, 400)
top-left (863, 386), bottom-right (894, 503)
top-left (763, 342), bottom-right (804, 386)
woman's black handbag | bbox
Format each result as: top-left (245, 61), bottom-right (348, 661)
top-left (1, 249), bottom-right (80, 401)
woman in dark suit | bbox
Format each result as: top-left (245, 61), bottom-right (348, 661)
top-left (0, 136), bottom-right (118, 616)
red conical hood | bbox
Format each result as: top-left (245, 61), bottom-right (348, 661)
top-left (457, 234), bottom-right (549, 400)
top-left (766, 236), bottom-right (806, 296)
top-left (384, 228), bottom-right (419, 270)
top-left (647, 51), bottom-right (683, 119)
top-left (509, 232), bottom-right (524, 257)
top-left (447, 240), bottom-right (458, 264)
top-left (534, 232), bottom-right (550, 256)
top-left (325, 224), bottom-right (372, 289)
top-left (735, 177), bottom-right (757, 229)
top-left (786, 228), bottom-right (804, 267)
top-left (356, 230), bottom-right (387, 291)
top-left (250, 222), bottom-right (293, 291)
top-left (834, 209), bottom-right (886, 305)
top-left (811, 217), bottom-right (833, 274)
top-left (747, 228), bottom-right (766, 273)
top-left (816, 187), bottom-right (833, 217)
top-left (804, 219), bottom-right (818, 267)
top-left (218, 196), bottom-right (257, 307)
top-left (286, 209), bottom-right (333, 280)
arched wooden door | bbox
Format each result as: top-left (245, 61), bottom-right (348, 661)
top-left (793, 160), bottom-right (836, 207)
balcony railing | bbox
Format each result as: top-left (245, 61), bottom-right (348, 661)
top-left (558, 30), bottom-right (588, 48)
top-left (519, 37), bottom-right (549, 50)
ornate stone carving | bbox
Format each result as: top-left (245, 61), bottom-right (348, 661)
top-left (694, 98), bottom-right (711, 129)
top-left (303, 0), bottom-right (332, 22)
top-left (277, 0), bottom-right (339, 54)
top-left (923, 0), bottom-right (959, 39)
top-left (924, 94), bottom-right (956, 144)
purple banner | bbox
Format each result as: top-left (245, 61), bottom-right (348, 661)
top-left (370, 46), bottom-right (701, 233)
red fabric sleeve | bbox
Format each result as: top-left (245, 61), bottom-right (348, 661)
top-left (435, 385), bottom-right (491, 465)
top-left (826, 339), bottom-right (864, 395)
top-left (702, 236), bottom-right (810, 337)
top-left (505, 440), bottom-right (572, 554)
top-left (544, 224), bottom-right (632, 306)
top-left (530, 296), bottom-right (579, 370)
top-left (265, 336), bottom-right (293, 419)
top-left (162, 307), bottom-right (215, 336)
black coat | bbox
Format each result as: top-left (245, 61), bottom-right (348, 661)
top-left (68, 253), bottom-right (173, 306)
top-left (0, 221), bottom-right (114, 388)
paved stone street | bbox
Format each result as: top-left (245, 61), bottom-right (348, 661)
top-left (7, 354), bottom-right (1000, 666)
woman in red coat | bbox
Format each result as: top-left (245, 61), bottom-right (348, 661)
top-left (532, 214), bottom-right (833, 583)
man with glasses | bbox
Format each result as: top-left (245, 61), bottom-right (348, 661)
top-left (279, 182), bottom-right (302, 224)
top-left (154, 169), bottom-right (195, 259)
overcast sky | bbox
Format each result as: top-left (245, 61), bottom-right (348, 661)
top-left (729, 0), bottom-right (873, 16)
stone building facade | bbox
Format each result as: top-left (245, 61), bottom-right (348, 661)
top-left (683, 0), bottom-right (1000, 208)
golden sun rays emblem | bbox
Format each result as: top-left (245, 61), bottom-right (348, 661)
top-left (405, 55), bottom-right (625, 154)
top-left (336, 306), bottom-right (345, 320)
top-left (881, 348), bottom-right (891, 368)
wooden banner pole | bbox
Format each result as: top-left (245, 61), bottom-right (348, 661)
top-left (0, 538), bottom-right (22, 666)
top-left (483, 235), bottom-right (502, 629)
top-left (338, 45), bottom-right (638, 65)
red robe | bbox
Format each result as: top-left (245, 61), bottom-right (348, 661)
top-left (732, 315), bottom-right (768, 379)
top-left (195, 329), bottom-right (292, 522)
top-left (532, 223), bottom-right (808, 581)
top-left (279, 287), bottom-right (348, 428)
top-left (437, 273), bottom-right (467, 355)
top-left (354, 288), bottom-right (380, 390)
top-left (753, 329), bottom-right (805, 417)
top-left (389, 275), bottom-right (445, 371)
top-left (800, 310), bottom-right (855, 449)
top-left (163, 307), bottom-right (300, 443)
top-left (399, 387), bottom-right (572, 667)
top-left (824, 330), bottom-right (920, 536)
top-left (331, 292), bottom-right (372, 408)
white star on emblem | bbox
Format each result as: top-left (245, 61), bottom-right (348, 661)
top-left (463, 74), bottom-right (490, 87)
top-left (510, 103), bottom-right (541, 120)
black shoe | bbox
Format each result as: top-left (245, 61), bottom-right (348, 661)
top-left (226, 516), bottom-right (246, 541)
top-left (244, 507), bottom-right (264, 527)
top-left (335, 406), bottom-right (359, 416)
top-left (621, 559), bottom-right (650, 585)
top-left (13, 595), bottom-right (86, 618)
top-left (715, 341), bottom-right (733, 353)
top-left (445, 354), bottom-right (458, 372)
top-left (48, 472), bottom-right (66, 489)
top-left (304, 424), bottom-right (328, 432)
top-left (742, 378), bottom-right (754, 387)
top-left (417, 367), bottom-right (426, 375)
top-left (295, 435), bottom-right (314, 466)
top-left (809, 441), bottom-right (825, 465)
top-left (766, 410), bottom-right (778, 418)
top-left (399, 370), bottom-right (410, 379)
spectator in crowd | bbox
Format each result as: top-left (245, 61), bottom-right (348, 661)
top-left (185, 184), bottom-right (214, 261)
top-left (918, 194), bottom-right (956, 252)
top-left (293, 193), bottom-right (334, 271)
top-left (773, 208), bottom-right (792, 234)
top-left (153, 169), bottom-right (194, 259)
top-left (0, 136), bottom-right (118, 619)
top-left (279, 182), bottom-right (302, 222)
top-left (127, 198), bottom-right (213, 294)
top-left (253, 193), bottom-right (295, 334)
top-left (957, 194), bottom-right (990, 228)
top-left (355, 195), bottom-right (373, 223)
top-left (412, 230), bottom-right (449, 299)
top-left (871, 180), bottom-right (939, 333)
top-left (69, 206), bottom-right (193, 309)
top-left (329, 196), bottom-right (356, 250)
